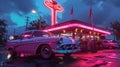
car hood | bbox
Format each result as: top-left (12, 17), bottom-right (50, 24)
top-left (7, 37), bottom-right (78, 45)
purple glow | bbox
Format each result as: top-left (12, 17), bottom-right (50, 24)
top-left (44, 23), bottom-right (111, 35)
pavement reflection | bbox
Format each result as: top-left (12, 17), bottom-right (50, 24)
top-left (0, 49), bottom-right (120, 67)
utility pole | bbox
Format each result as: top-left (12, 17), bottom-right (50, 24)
top-left (38, 16), bottom-right (42, 30)
top-left (13, 28), bottom-right (16, 36)
top-left (26, 16), bottom-right (29, 31)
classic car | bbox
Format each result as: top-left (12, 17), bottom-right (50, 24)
top-left (6, 30), bottom-right (80, 59)
top-left (102, 40), bottom-right (117, 49)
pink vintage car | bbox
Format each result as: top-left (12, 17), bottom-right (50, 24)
top-left (6, 30), bottom-right (80, 59)
top-left (102, 40), bottom-right (117, 49)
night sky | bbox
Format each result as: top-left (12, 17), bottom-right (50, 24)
top-left (0, 0), bottom-right (120, 35)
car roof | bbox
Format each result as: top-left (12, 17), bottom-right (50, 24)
top-left (24, 30), bottom-right (48, 33)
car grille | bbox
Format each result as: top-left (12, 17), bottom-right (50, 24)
top-left (57, 44), bottom-right (79, 50)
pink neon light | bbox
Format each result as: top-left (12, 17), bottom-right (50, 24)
top-left (20, 53), bottom-right (24, 57)
top-left (44, 0), bottom-right (64, 25)
top-left (52, 10), bottom-right (56, 25)
top-left (44, 24), bottom-right (111, 35)
top-left (24, 34), bottom-right (31, 38)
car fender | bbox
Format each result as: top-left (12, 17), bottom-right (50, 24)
top-left (35, 42), bottom-right (53, 55)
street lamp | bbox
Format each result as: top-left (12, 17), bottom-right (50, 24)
top-left (32, 9), bottom-right (37, 14)
top-left (31, 10), bottom-right (42, 30)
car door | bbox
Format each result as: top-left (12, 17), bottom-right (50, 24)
top-left (15, 31), bottom-right (37, 54)
top-left (7, 38), bottom-right (21, 50)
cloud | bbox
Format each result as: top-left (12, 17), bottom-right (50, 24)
top-left (0, 0), bottom-right (36, 15)
top-left (82, 0), bottom-right (103, 6)
top-left (0, 0), bottom-right (120, 28)
top-left (3, 15), bottom-right (16, 25)
top-left (93, 2), bottom-right (112, 25)
top-left (61, 0), bottom-right (120, 28)
top-left (11, 0), bottom-right (37, 14)
top-left (0, 0), bottom-right (37, 26)
top-left (82, 0), bottom-right (120, 7)
top-left (106, 0), bottom-right (120, 7)
top-left (0, 0), bottom-right (13, 15)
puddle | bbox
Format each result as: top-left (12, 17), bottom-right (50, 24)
top-left (79, 58), bottom-right (88, 61)
top-left (95, 55), bottom-right (106, 58)
top-left (92, 60), bottom-right (108, 67)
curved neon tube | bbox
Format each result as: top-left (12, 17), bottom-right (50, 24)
top-left (44, 23), bottom-right (111, 35)
top-left (44, 0), bottom-right (64, 25)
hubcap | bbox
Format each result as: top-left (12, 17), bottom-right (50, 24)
top-left (43, 47), bottom-right (50, 54)
top-left (41, 45), bottom-right (51, 58)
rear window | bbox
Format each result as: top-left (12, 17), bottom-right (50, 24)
top-left (21, 32), bottom-right (32, 39)
top-left (33, 31), bottom-right (50, 37)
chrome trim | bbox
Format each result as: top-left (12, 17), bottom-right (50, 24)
top-left (52, 49), bottom-right (80, 54)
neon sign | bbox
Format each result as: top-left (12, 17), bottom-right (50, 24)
top-left (44, 0), bottom-right (64, 25)
top-left (44, 23), bottom-right (111, 35)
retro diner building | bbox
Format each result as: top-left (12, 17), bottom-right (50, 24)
top-left (43, 0), bottom-right (111, 50)
top-left (43, 20), bottom-right (111, 51)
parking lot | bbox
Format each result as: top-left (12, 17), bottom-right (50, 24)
top-left (1, 46), bottom-right (120, 67)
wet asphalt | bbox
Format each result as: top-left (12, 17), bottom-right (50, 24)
top-left (0, 46), bottom-right (120, 67)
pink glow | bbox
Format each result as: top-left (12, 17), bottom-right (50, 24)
top-left (71, 38), bottom-right (75, 43)
top-left (44, 0), bottom-right (64, 25)
top-left (20, 53), bottom-right (24, 57)
top-left (24, 34), bottom-right (31, 38)
top-left (44, 23), bottom-right (111, 35)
